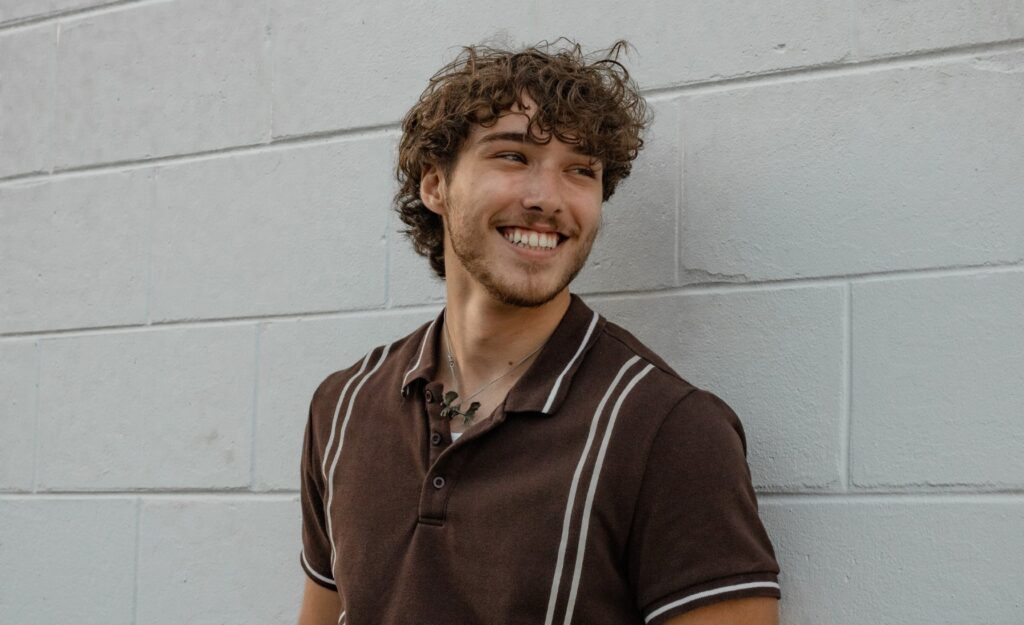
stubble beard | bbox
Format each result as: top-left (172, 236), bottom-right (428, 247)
top-left (444, 202), bottom-right (598, 309)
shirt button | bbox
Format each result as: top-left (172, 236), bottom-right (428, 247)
top-left (425, 390), bottom-right (435, 403)
top-left (430, 431), bottom-right (443, 446)
top-left (432, 476), bottom-right (446, 489)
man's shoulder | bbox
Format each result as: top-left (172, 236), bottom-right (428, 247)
top-left (594, 314), bottom-right (750, 455)
top-left (307, 318), bottom-right (433, 421)
top-left (590, 314), bottom-right (749, 434)
top-left (595, 316), bottom-right (694, 393)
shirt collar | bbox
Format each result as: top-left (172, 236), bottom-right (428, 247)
top-left (399, 293), bottom-right (604, 416)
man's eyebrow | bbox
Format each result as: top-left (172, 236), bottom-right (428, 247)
top-left (476, 131), bottom-right (598, 159)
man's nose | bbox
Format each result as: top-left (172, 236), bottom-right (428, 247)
top-left (521, 166), bottom-right (564, 214)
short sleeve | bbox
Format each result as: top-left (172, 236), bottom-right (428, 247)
top-left (627, 388), bottom-right (780, 624)
top-left (299, 386), bottom-right (338, 591)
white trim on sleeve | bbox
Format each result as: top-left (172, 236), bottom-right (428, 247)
top-left (301, 550), bottom-right (336, 587)
top-left (644, 581), bottom-right (781, 623)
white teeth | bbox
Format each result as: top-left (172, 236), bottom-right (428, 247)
top-left (502, 227), bottom-right (559, 250)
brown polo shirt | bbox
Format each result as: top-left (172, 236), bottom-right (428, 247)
top-left (299, 294), bottom-right (780, 624)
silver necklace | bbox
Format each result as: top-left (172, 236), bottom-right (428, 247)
top-left (440, 310), bottom-right (546, 424)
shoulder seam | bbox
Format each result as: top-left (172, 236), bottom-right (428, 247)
top-left (313, 343), bottom-right (386, 400)
top-left (599, 324), bottom-right (683, 383)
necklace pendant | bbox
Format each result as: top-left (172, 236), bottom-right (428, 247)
top-left (461, 401), bottom-right (481, 424)
top-left (438, 389), bottom-right (480, 424)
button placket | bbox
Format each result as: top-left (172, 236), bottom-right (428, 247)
top-left (418, 440), bottom-right (467, 524)
top-left (423, 381), bottom-right (450, 464)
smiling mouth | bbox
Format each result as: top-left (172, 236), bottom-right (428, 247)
top-left (498, 226), bottom-right (567, 251)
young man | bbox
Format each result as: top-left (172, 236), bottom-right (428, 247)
top-left (297, 41), bottom-right (781, 625)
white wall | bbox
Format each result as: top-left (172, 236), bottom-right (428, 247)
top-left (1, 1), bottom-right (1022, 623)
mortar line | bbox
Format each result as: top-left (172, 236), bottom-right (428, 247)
top-left (0, 0), bottom-right (163, 32)
top-left (584, 262), bottom-right (1024, 301)
top-left (30, 338), bottom-right (41, 493)
top-left (0, 123), bottom-right (400, 186)
top-left (0, 303), bottom-right (444, 340)
top-left (4, 37), bottom-right (1022, 188)
top-left (760, 491), bottom-right (1024, 504)
top-left (132, 496), bottom-right (142, 624)
top-left (642, 37), bottom-right (1024, 97)
top-left (840, 282), bottom-right (852, 491)
top-left (0, 490), bottom-right (301, 499)
top-left (143, 169), bottom-right (156, 325)
top-left (674, 96), bottom-right (683, 288)
top-left (250, 324), bottom-right (261, 490)
top-left (3, 261), bottom-right (1021, 340)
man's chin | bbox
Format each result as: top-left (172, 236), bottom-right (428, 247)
top-left (481, 278), bottom-right (568, 309)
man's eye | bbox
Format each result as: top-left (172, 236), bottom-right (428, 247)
top-left (573, 166), bottom-right (597, 178)
top-left (497, 152), bottom-right (526, 163)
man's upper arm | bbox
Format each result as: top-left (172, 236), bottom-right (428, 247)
top-left (299, 375), bottom-right (344, 616)
top-left (296, 577), bottom-right (341, 625)
top-left (627, 388), bottom-right (781, 624)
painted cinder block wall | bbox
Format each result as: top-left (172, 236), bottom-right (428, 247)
top-left (2, 1), bottom-right (1022, 623)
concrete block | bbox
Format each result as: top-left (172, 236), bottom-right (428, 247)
top-left (272, 0), bottom-right (853, 137)
top-left (679, 52), bottom-right (1024, 283)
top-left (0, 340), bottom-right (37, 491)
top-left (0, 24), bottom-right (54, 178)
top-left (254, 309), bottom-right (437, 490)
top-left (575, 97), bottom-right (679, 294)
top-left (272, 0), bottom-right (542, 135)
top-left (150, 135), bottom-right (392, 321)
top-left (537, 0), bottom-right (853, 88)
top-left (0, 172), bottom-right (149, 334)
top-left (36, 325), bottom-right (255, 490)
top-left (388, 189), bottom-right (446, 307)
top-left (856, 0), bottom-right (1024, 58)
top-left (55, 0), bottom-right (270, 167)
top-left (0, 1), bottom-right (102, 25)
top-left (851, 271), bottom-right (1024, 488)
top-left (388, 224), bottom-right (447, 307)
top-left (762, 499), bottom-right (1024, 625)
top-left (137, 497), bottom-right (303, 624)
top-left (0, 496), bottom-right (135, 625)
top-left (592, 285), bottom-right (845, 490)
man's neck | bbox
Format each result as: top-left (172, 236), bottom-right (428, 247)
top-left (441, 287), bottom-right (570, 395)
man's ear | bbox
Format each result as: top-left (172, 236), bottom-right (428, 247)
top-left (419, 163), bottom-right (447, 216)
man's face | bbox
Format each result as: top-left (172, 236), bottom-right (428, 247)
top-left (425, 95), bottom-right (604, 308)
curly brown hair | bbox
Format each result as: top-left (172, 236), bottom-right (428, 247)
top-left (394, 39), bottom-right (649, 278)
